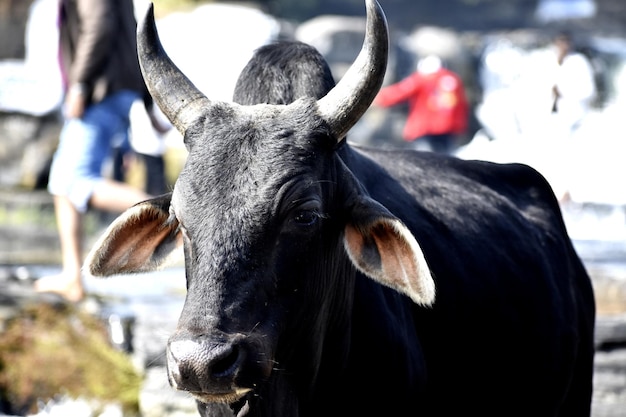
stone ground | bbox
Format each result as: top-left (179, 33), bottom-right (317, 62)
top-left (0, 190), bottom-right (625, 416)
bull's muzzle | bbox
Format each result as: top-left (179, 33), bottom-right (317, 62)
top-left (167, 333), bottom-right (252, 404)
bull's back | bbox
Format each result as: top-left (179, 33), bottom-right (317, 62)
top-left (343, 144), bottom-right (595, 416)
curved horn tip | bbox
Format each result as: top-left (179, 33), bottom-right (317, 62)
top-left (316, 0), bottom-right (389, 142)
top-left (138, 2), bottom-right (154, 31)
top-left (366, 0), bottom-right (385, 18)
top-left (138, 3), bottom-right (158, 53)
top-left (135, 0), bottom-right (211, 137)
top-left (366, 0), bottom-right (389, 37)
top-left (145, 2), bottom-right (154, 20)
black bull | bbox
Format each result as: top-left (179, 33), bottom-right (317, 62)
top-left (85, 0), bottom-right (596, 416)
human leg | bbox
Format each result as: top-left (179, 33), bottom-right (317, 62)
top-left (40, 115), bottom-right (94, 301)
top-left (39, 158), bottom-right (150, 304)
top-left (90, 178), bottom-right (150, 212)
top-left (41, 91), bottom-right (147, 301)
top-left (34, 195), bottom-right (85, 302)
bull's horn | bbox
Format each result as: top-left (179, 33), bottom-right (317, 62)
top-left (137, 3), bottom-right (210, 134)
top-left (317, 0), bottom-right (388, 142)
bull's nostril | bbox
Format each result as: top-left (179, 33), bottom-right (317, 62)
top-left (212, 344), bottom-right (240, 377)
top-left (168, 337), bottom-right (244, 392)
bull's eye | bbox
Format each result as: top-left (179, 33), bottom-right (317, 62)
top-left (294, 210), bottom-right (319, 227)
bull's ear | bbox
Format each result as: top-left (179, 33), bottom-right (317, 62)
top-left (84, 194), bottom-right (183, 277)
top-left (343, 197), bottom-right (435, 306)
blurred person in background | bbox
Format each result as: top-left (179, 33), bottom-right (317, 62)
top-left (374, 54), bottom-right (469, 154)
top-left (550, 30), bottom-right (596, 135)
top-left (35, 0), bottom-right (167, 302)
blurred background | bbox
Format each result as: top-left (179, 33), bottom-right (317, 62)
top-left (0, 0), bottom-right (625, 416)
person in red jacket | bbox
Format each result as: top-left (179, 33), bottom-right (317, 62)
top-left (375, 55), bottom-right (469, 154)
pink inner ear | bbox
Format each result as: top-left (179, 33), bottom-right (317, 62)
top-left (107, 216), bottom-right (175, 271)
top-left (344, 220), bottom-right (435, 306)
top-left (86, 204), bottom-right (182, 276)
top-left (369, 222), bottom-right (418, 284)
top-left (344, 221), bottom-right (411, 282)
top-left (344, 224), bottom-right (374, 273)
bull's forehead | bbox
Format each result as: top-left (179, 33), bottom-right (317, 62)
top-left (171, 99), bottom-right (333, 238)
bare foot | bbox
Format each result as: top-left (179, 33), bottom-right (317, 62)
top-left (34, 274), bottom-right (85, 303)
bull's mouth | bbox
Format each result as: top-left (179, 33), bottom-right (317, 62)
top-left (190, 387), bottom-right (251, 405)
top-left (192, 389), bottom-right (252, 417)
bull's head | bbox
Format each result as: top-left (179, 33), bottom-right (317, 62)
top-left (85, 0), bottom-right (434, 414)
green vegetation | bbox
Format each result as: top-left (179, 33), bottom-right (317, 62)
top-left (0, 303), bottom-right (142, 415)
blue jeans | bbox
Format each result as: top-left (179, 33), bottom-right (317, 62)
top-left (48, 90), bottom-right (140, 212)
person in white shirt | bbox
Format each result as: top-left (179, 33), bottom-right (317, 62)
top-left (551, 31), bottom-right (596, 134)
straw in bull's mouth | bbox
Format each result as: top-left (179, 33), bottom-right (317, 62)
top-left (231, 397), bottom-right (250, 417)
